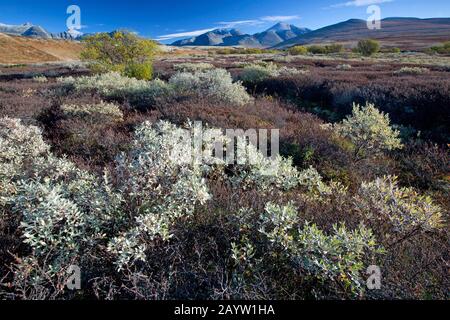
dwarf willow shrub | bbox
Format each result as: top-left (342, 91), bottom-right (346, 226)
top-left (245, 202), bottom-right (382, 297)
top-left (1, 118), bottom-right (122, 269)
top-left (173, 62), bottom-right (215, 73)
top-left (13, 181), bottom-right (86, 258)
top-left (32, 75), bottom-right (48, 83)
top-left (58, 72), bottom-right (172, 107)
top-left (239, 62), bottom-right (304, 84)
top-left (239, 63), bottom-right (279, 83)
top-left (394, 67), bottom-right (430, 75)
top-left (297, 166), bottom-right (347, 201)
top-left (294, 223), bottom-right (381, 296)
top-left (354, 176), bottom-right (443, 234)
top-left (336, 64), bottom-right (352, 70)
top-left (61, 101), bottom-right (124, 123)
top-left (336, 102), bottom-right (403, 159)
top-left (0, 117), bottom-right (49, 196)
top-left (108, 121), bottom-right (218, 268)
top-left (229, 137), bottom-right (301, 191)
top-left (169, 68), bottom-right (252, 106)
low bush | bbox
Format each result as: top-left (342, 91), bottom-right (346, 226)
top-left (394, 67), bottom-right (430, 75)
top-left (32, 75), bottom-right (48, 83)
top-left (58, 72), bottom-right (171, 109)
top-left (169, 68), bottom-right (252, 106)
top-left (307, 44), bottom-right (344, 54)
top-left (288, 46), bottom-right (308, 55)
top-left (335, 102), bottom-right (403, 160)
top-left (429, 41), bottom-right (450, 55)
top-left (357, 39), bottom-right (380, 56)
top-left (60, 101), bottom-right (124, 123)
top-left (354, 176), bottom-right (443, 234)
top-left (239, 62), bottom-right (304, 84)
top-left (173, 62), bottom-right (215, 73)
top-left (336, 64), bottom-right (352, 70)
top-left (124, 62), bottom-right (153, 80)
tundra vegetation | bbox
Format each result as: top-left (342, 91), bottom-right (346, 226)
top-left (80, 31), bottom-right (159, 80)
top-left (0, 40), bottom-right (448, 300)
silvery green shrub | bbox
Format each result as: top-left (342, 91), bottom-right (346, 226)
top-left (32, 75), bottom-right (48, 83)
top-left (233, 202), bottom-right (383, 297)
top-left (173, 62), bottom-right (215, 73)
top-left (394, 67), bottom-right (429, 75)
top-left (1, 118), bottom-right (122, 269)
top-left (336, 102), bottom-right (403, 159)
top-left (108, 121), bottom-right (217, 269)
top-left (239, 62), bottom-right (304, 83)
top-left (61, 101), bottom-right (124, 123)
top-left (169, 68), bottom-right (252, 106)
top-left (354, 175), bottom-right (443, 233)
top-left (58, 72), bottom-right (172, 107)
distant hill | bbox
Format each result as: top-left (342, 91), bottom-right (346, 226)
top-left (0, 33), bottom-right (83, 64)
top-left (273, 18), bottom-right (450, 49)
top-left (0, 22), bottom-right (80, 40)
top-left (171, 23), bottom-right (311, 48)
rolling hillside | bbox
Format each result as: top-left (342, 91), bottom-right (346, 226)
top-left (0, 33), bottom-right (83, 64)
top-left (274, 18), bottom-right (450, 49)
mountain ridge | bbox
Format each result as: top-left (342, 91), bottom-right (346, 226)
top-left (273, 17), bottom-right (450, 49)
top-left (171, 23), bottom-right (311, 48)
top-left (0, 22), bottom-right (80, 40)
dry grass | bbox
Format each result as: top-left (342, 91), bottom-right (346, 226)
top-left (0, 34), bottom-right (83, 64)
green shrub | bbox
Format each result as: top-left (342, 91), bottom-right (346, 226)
top-left (387, 47), bottom-right (401, 53)
top-left (354, 176), bottom-right (443, 234)
top-left (80, 31), bottom-right (158, 79)
top-left (357, 39), bottom-right (380, 56)
top-left (173, 62), bottom-right (215, 73)
top-left (429, 41), bottom-right (450, 55)
top-left (288, 46), bottom-right (308, 55)
top-left (336, 64), bottom-right (352, 70)
top-left (169, 68), bottom-right (252, 106)
top-left (32, 75), bottom-right (48, 83)
top-left (232, 203), bottom-right (383, 298)
top-left (124, 62), bottom-right (153, 80)
top-left (307, 44), bottom-right (344, 54)
top-left (239, 62), bottom-right (304, 83)
top-left (336, 102), bottom-right (403, 159)
top-left (58, 72), bottom-right (171, 108)
top-left (60, 101), bottom-right (124, 123)
top-left (307, 45), bottom-right (327, 54)
top-left (394, 67), bottom-right (429, 75)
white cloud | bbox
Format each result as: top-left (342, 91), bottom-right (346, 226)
top-left (217, 20), bottom-right (263, 28)
top-left (156, 14), bottom-right (302, 41)
top-left (330, 0), bottom-right (393, 8)
top-left (156, 28), bottom-right (217, 41)
top-left (260, 15), bottom-right (300, 22)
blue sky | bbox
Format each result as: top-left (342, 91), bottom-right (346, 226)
top-left (0, 0), bottom-right (449, 43)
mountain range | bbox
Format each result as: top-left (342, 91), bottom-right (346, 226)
top-left (171, 23), bottom-right (311, 48)
top-left (0, 22), bottom-right (79, 40)
top-left (273, 17), bottom-right (450, 49)
top-left (171, 18), bottom-right (450, 50)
